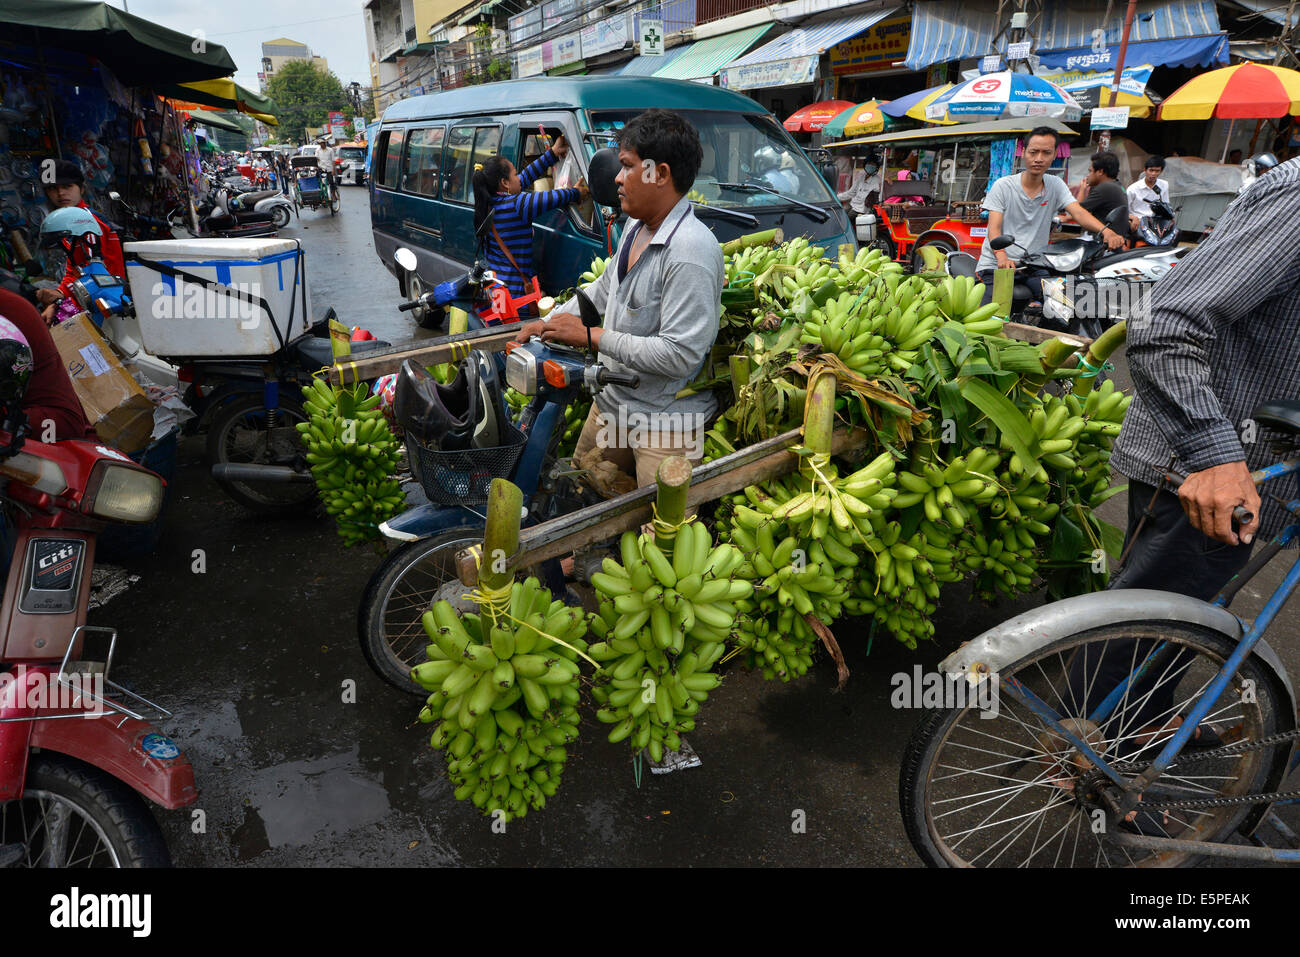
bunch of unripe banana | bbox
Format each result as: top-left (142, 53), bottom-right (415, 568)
top-left (298, 377), bottom-right (404, 546)
top-left (800, 275), bottom-right (945, 378)
top-left (414, 578), bottom-right (587, 822)
top-left (578, 257), bottom-right (608, 288)
top-left (932, 275), bottom-right (1005, 332)
top-left (586, 523), bottom-right (751, 762)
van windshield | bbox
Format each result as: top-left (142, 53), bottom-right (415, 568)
top-left (339, 147), bottom-right (366, 162)
top-left (587, 110), bottom-right (836, 210)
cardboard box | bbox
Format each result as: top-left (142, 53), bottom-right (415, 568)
top-left (50, 313), bottom-right (155, 454)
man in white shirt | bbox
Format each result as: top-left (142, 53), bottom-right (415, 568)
top-left (316, 138), bottom-right (337, 190)
top-left (1126, 155), bottom-right (1170, 233)
top-left (837, 159), bottom-right (883, 215)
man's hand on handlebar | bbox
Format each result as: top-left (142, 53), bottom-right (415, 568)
top-left (995, 249), bottom-right (1016, 270)
top-left (540, 311), bottom-right (597, 349)
top-left (513, 320), bottom-right (546, 343)
top-left (1101, 227), bottom-right (1126, 250)
top-left (1178, 460), bottom-right (1261, 546)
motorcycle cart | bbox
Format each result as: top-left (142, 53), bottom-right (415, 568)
top-left (290, 155), bottom-right (338, 217)
top-left (827, 117), bottom-right (1077, 272)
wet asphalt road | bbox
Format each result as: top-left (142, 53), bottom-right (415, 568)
top-left (93, 186), bottom-right (1300, 866)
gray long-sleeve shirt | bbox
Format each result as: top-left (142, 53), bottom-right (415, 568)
top-left (1110, 156), bottom-right (1300, 540)
top-left (552, 194), bottom-right (723, 432)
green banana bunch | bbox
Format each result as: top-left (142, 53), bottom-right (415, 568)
top-left (414, 577), bottom-right (588, 822)
top-left (586, 521), bottom-right (750, 761)
top-left (558, 398), bottom-right (590, 459)
top-left (800, 274), bottom-right (944, 378)
top-left (578, 256), bottom-right (608, 287)
top-left (933, 274), bottom-right (1003, 332)
top-left (298, 377), bottom-right (404, 546)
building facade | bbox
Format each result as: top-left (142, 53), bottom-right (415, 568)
top-left (259, 37), bottom-right (330, 93)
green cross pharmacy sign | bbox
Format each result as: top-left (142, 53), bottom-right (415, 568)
top-left (641, 19), bottom-right (664, 55)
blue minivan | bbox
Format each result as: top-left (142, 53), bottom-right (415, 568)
top-left (369, 76), bottom-right (856, 316)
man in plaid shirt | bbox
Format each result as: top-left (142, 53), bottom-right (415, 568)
top-left (1108, 155), bottom-right (1300, 598)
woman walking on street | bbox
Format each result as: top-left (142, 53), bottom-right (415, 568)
top-left (472, 135), bottom-right (589, 300)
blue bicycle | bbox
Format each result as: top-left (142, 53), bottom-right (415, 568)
top-left (901, 399), bottom-right (1300, 867)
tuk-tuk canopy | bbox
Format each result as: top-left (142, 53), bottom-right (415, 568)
top-left (825, 116), bottom-right (1077, 150)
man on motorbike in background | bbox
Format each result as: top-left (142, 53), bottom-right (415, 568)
top-left (34, 161), bottom-right (125, 325)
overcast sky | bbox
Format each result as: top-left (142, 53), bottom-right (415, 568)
top-left (107, 0), bottom-right (372, 92)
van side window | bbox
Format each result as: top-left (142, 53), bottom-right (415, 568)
top-left (403, 127), bottom-right (445, 196)
top-left (377, 129), bottom-right (405, 190)
top-left (443, 125), bottom-right (502, 205)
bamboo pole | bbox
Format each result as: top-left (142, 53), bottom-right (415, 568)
top-left (653, 456), bottom-right (692, 553)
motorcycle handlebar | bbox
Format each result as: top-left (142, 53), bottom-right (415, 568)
top-left (596, 369), bottom-right (639, 389)
top-left (398, 296), bottom-right (425, 312)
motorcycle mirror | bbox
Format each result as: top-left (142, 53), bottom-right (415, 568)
top-left (587, 148), bottom-right (622, 210)
top-left (475, 209), bottom-right (496, 240)
top-left (990, 235), bottom-right (1016, 251)
top-left (108, 191), bottom-right (121, 202)
top-left (394, 248), bottom-right (418, 272)
top-left (574, 287), bottom-right (601, 329)
top-left (1104, 206), bottom-right (1127, 227)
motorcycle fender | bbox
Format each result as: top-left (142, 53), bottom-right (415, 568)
top-left (940, 589), bottom-right (1296, 716)
top-left (28, 714), bottom-right (198, 810)
top-left (380, 502), bottom-right (482, 543)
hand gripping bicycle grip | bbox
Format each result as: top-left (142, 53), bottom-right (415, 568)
top-left (596, 368), bottom-right (639, 389)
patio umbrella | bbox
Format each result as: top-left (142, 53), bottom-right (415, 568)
top-left (928, 71), bottom-right (1081, 122)
top-left (881, 83), bottom-right (957, 125)
top-left (1158, 62), bottom-right (1300, 119)
top-left (784, 99), bottom-right (855, 133)
top-left (822, 100), bottom-right (893, 139)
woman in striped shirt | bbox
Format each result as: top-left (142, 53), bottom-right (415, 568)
top-left (472, 136), bottom-right (590, 299)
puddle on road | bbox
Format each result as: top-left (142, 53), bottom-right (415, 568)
top-left (232, 747), bottom-right (391, 860)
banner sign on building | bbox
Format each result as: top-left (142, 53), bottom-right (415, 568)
top-left (516, 45), bottom-right (545, 77)
top-left (827, 14), bottom-right (911, 75)
top-left (509, 7), bottom-right (542, 45)
top-left (1090, 106), bottom-right (1130, 129)
top-left (720, 54), bottom-right (817, 91)
top-left (552, 32), bottom-right (581, 67)
top-left (581, 13), bottom-right (630, 59)
top-left (543, 0), bottom-right (577, 30)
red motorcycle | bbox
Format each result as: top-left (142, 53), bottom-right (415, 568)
top-left (0, 371), bottom-right (194, 867)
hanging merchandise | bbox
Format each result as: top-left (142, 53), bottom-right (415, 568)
top-left (134, 118), bottom-right (153, 177)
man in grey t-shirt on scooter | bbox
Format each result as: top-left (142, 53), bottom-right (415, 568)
top-left (977, 126), bottom-right (1125, 305)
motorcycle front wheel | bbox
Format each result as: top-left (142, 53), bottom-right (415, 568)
top-left (271, 204), bottom-right (291, 229)
top-left (1, 754), bottom-right (171, 867)
top-left (358, 528), bottom-right (485, 695)
top-left (206, 393), bottom-right (317, 514)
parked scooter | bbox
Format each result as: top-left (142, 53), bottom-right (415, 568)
top-left (227, 184), bottom-right (295, 231)
top-left (179, 187), bottom-right (278, 239)
top-left (1131, 199), bottom-right (1180, 247)
top-left (0, 345), bottom-right (193, 867)
top-left (357, 288), bottom-right (637, 693)
top-left (946, 208), bottom-right (1187, 338)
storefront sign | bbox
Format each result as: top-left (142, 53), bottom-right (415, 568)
top-left (1007, 40), bottom-right (1032, 60)
top-left (1039, 65), bottom-right (1152, 97)
top-left (553, 32), bottom-right (581, 67)
top-left (1090, 106), bottom-right (1130, 129)
top-left (640, 18), bottom-right (664, 56)
top-left (720, 54), bottom-right (817, 91)
top-left (516, 45), bottom-right (545, 78)
top-left (581, 13), bottom-right (630, 59)
top-left (509, 7), bottom-right (542, 45)
top-left (543, 0), bottom-right (577, 30)
top-left (827, 14), bottom-right (911, 75)
top-left (979, 55), bottom-right (1001, 73)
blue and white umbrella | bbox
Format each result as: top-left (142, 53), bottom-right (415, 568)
top-left (925, 71), bottom-right (1082, 122)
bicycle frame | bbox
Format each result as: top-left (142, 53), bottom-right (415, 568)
top-left (985, 455), bottom-right (1300, 861)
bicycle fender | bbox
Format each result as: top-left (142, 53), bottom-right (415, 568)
top-left (940, 589), bottom-right (1296, 714)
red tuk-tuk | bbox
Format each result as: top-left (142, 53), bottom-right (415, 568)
top-left (827, 117), bottom-right (1076, 271)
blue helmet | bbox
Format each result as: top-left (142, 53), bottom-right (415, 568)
top-left (39, 205), bottom-right (101, 248)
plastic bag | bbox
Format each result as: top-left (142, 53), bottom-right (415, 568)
top-left (554, 151), bottom-right (579, 191)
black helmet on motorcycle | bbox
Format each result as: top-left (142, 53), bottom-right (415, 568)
top-left (0, 317), bottom-right (35, 406)
top-left (1249, 152), bottom-right (1278, 177)
top-left (394, 352), bottom-right (517, 452)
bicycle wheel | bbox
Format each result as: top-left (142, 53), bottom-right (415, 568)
top-left (900, 621), bottom-right (1293, 867)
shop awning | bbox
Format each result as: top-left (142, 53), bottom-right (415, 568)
top-left (825, 115), bottom-right (1077, 149)
top-left (1037, 34), bottom-right (1228, 72)
top-left (723, 6), bottom-right (900, 77)
top-left (188, 109), bottom-right (244, 134)
top-left (905, 0), bottom-right (1221, 72)
top-left (652, 24), bottom-right (772, 81)
top-left (162, 79), bottom-right (278, 126)
top-left (618, 45), bottom-right (688, 76)
top-left (0, 0), bottom-right (237, 86)
top-left (457, 0), bottom-right (501, 27)
top-left (1228, 0), bottom-right (1300, 26)
top-left (1035, 0), bottom-right (1221, 52)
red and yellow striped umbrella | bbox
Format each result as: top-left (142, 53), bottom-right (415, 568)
top-left (1159, 62), bottom-right (1300, 119)
top-left (784, 100), bottom-right (856, 133)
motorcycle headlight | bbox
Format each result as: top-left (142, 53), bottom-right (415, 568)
top-left (1044, 248), bottom-right (1085, 272)
top-left (83, 462), bottom-right (164, 524)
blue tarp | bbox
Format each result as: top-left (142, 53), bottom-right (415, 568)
top-left (1036, 33), bottom-right (1229, 71)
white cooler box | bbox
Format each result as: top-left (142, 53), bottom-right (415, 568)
top-left (124, 238), bottom-right (311, 357)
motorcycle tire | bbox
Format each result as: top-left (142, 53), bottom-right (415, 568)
top-left (358, 527), bottom-right (486, 695)
top-left (206, 392), bottom-right (317, 514)
top-left (1, 753), bottom-right (171, 867)
top-left (910, 239), bottom-right (956, 275)
top-left (270, 205), bottom-right (291, 230)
